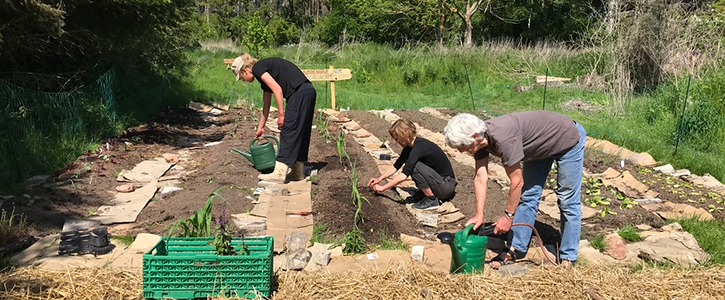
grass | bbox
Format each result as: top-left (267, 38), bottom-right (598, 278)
top-left (113, 236), bottom-right (135, 246)
top-left (310, 223), bottom-right (338, 245)
top-left (590, 235), bottom-right (606, 251)
top-left (678, 219), bottom-right (725, 265)
top-left (182, 41), bottom-right (724, 183)
top-left (618, 225), bottom-right (643, 243)
top-left (378, 232), bottom-right (409, 251)
top-left (0, 207), bottom-right (27, 247)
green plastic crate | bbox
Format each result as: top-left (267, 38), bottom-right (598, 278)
top-left (143, 237), bottom-right (274, 299)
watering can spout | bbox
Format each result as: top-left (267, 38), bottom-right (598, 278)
top-left (231, 136), bottom-right (279, 173)
top-left (231, 148), bottom-right (254, 164)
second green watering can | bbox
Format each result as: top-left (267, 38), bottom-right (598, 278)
top-left (231, 136), bottom-right (279, 173)
top-left (437, 224), bottom-right (490, 274)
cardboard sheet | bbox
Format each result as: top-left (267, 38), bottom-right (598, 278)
top-left (90, 180), bottom-right (159, 224)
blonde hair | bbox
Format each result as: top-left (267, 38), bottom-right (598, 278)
top-left (389, 119), bottom-right (417, 145)
top-left (231, 53), bottom-right (258, 73)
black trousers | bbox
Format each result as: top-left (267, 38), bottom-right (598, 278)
top-left (277, 83), bottom-right (317, 167)
top-left (411, 163), bottom-right (457, 201)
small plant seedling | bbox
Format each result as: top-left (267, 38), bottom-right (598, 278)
top-left (600, 207), bottom-right (617, 218)
top-left (618, 226), bottom-right (642, 242)
top-left (620, 197), bottom-right (636, 209)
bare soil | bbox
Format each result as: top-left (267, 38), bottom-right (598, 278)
top-left (1, 106), bottom-right (723, 259)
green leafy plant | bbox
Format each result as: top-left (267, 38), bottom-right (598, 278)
top-left (620, 196), bottom-right (637, 209)
top-left (600, 207), bottom-right (618, 218)
top-left (214, 205), bottom-right (247, 256)
top-left (618, 225), bottom-right (643, 242)
top-left (169, 186), bottom-right (225, 238)
top-left (336, 130), bottom-right (350, 165)
top-left (342, 229), bottom-right (367, 254)
top-left (350, 159), bottom-right (369, 228)
top-left (587, 195), bottom-right (611, 208)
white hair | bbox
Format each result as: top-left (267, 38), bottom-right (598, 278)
top-left (444, 113), bottom-right (487, 149)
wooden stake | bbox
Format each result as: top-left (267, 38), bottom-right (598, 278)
top-left (330, 65), bottom-right (337, 110)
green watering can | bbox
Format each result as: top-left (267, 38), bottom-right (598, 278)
top-left (437, 224), bottom-right (491, 274)
top-left (231, 136), bottom-right (279, 173)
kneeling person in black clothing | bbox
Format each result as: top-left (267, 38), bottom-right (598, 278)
top-left (367, 119), bottom-right (457, 210)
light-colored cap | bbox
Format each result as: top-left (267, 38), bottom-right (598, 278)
top-left (231, 56), bottom-right (244, 81)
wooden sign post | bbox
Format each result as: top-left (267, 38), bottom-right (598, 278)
top-left (224, 60), bottom-right (352, 110)
top-left (301, 66), bottom-right (352, 110)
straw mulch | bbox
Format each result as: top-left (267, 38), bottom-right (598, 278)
top-left (2, 264), bottom-right (725, 300)
top-left (0, 268), bottom-right (142, 300)
top-left (273, 264), bottom-right (725, 300)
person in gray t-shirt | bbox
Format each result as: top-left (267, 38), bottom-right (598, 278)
top-left (444, 111), bottom-right (587, 268)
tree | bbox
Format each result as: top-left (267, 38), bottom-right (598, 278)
top-left (446, 0), bottom-right (489, 46)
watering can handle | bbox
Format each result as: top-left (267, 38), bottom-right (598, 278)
top-left (461, 224), bottom-right (474, 241)
top-left (250, 135), bottom-right (280, 150)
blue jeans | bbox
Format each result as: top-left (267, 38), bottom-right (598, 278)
top-left (511, 123), bottom-right (586, 262)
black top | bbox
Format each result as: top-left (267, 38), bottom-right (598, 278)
top-left (252, 58), bottom-right (310, 99)
top-left (393, 137), bottom-right (455, 178)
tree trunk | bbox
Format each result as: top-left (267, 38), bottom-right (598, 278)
top-left (438, 0), bottom-right (448, 46)
top-left (606, 0), bottom-right (620, 34)
top-left (464, 17), bottom-right (473, 47)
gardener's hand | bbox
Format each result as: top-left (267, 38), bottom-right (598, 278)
top-left (465, 215), bottom-right (485, 230)
top-left (277, 114), bottom-right (285, 129)
top-left (372, 184), bottom-right (386, 194)
top-left (493, 215), bottom-right (513, 235)
top-left (367, 178), bottom-right (380, 187)
top-left (255, 127), bottom-right (265, 138)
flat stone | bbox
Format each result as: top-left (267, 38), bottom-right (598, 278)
top-left (115, 183), bottom-right (135, 193)
top-left (231, 213), bottom-right (267, 235)
top-left (629, 153), bottom-right (657, 167)
top-left (687, 174), bottom-right (725, 193)
top-left (604, 235), bottom-right (627, 260)
top-left (636, 224), bottom-right (653, 231)
top-left (496, 263), bottom-right (529, 277)
top-left (635, 198), bottom-right (663, 205)
top-left (411, 245), bottom-right (425, 262)
top-left (670, 169), bottom-right (691, 177)
top-left (654, 164), bottom-right (675, 174)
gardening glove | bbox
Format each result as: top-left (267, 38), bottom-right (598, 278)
top-left (493, 215), bottom-right (513, 235)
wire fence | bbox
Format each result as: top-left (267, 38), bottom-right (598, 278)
top-left (0, 69), bottom-right (121, 189)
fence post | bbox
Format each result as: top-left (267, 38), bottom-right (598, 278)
top-left (674, 75), bottom-right (692, 156)
top-left (543, 67), bottom-right (549, 110)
